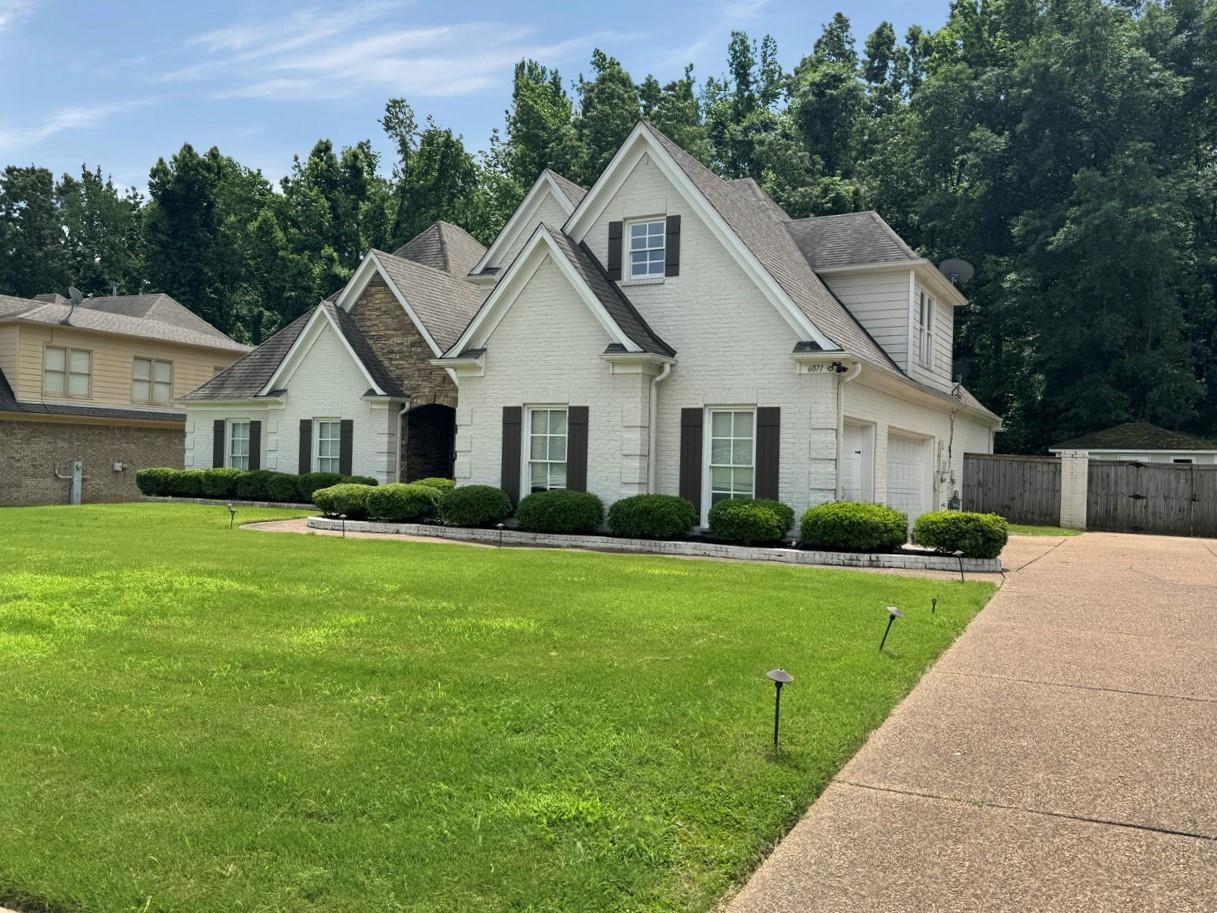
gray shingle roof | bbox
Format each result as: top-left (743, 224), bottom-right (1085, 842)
top-left (543, 227), bottom-right (674, 357)
top-left (392, 222), bottom-right (487, 278)
top-left (786, 212), bottom-right (919, 270)
top-left (179, 310), bottom-right (311, 401)
top-left (645, 125), bottom-right (898, 372)
top-left (546, 169), bottom-right (587, 207)
top-left (0, 293), bottom-right (247, 352)
top-left (1051, 422), bottom-right (1217, 452)
top-left (372, 249), bottom-right (487, 353)
top-left (323, 301), bottom-right (406, 398)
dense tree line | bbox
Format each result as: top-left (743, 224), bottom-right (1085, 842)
top-left (1, 0), bottom-right (1214, 452)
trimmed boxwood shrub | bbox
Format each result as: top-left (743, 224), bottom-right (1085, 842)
top-left (297, 472), bottom-right (344, 499)
top-left (234, 469), bottom-right (276, 501)
top-left (515, 489), bottom-right (605, 534)
top-left (136, 467), bottom-right (178, 496)
top-left (799, 501), bottom-right (908, 552)
top-left (174, 469), bottom-right (205, 497)
top-left (201, 467), bottom-right (244, 498)
top-left (312, 483), bottom-right (373, 520)
top-left (913, 510), bottom-right (1009, 559)
top-left (607, 494), bottom-right (698, 540)
top-left (366, 483), bottom-right (441, 522)
top-left (708, 498), bottom-right (795, 545)
top-left (265, 473), bottom-right (302, 503)
top-left (414, 477), bottom-right (456, 493)
top-left (438, 485), bottom-right (513, 528)
top-left (342, 475), bottom-right (379, 487)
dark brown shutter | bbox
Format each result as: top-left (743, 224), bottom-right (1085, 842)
top-left (501, 406), bottom-right (522, 503)
top-left (566, 406), bottom-right (588, 492)
top-left (212, 419), bottom-right (225, 468)
top-left (607, 221), bottom-right (623, 281)
top-left (298, 419), bottom-right (313, 474)
top-left (679, 408), bottom-right (703, 515)
top-left (665, 214), bottom-right (681, 277)
top-left (755, 407), bottom-right (780, 501)
top-left (339, 419), bottom-right (354, 476)
top-left (248, 421), bottom-right (262, 471)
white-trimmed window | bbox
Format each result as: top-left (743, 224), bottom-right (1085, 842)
top-left (707, 409), bottom-right (755, 507)
top-left (43, 346), bottom-right (91, 398)
top-left (917, 290), bottom-right (935, 369)
top-left (315, 419), bottom-right (341, 473)
top-left (627, 219), bottom-right (666, 281)
top-left (228, 420), bottom-right (251, 470)
top-left (132, 357), bottom-right (173, 404)
top-left (527, 407), bottom-right (568, 492)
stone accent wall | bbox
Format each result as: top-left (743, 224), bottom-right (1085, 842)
top-left (0, 418), bottom-right (184, 506)
top-left (347, 275), bottom-right (457, 408)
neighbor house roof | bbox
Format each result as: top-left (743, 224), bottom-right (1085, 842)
top-left (392, 222), bottom-right (487, 278)
top-left (1050, 422), bottom-right (1217, 452)
top-left (786, 211), bottom-right (920, 271)
top-left (543, 227), bottom-right (674, 357)
top-left (370, 249), bottom-right (487, 353)
top-left (0, 293), bottom-right (247, 352)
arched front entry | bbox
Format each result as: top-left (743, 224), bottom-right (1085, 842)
top-left (401, 403), bottom-right (455, 481)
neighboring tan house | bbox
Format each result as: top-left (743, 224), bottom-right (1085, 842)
top-left (1049, 422), bottom-right (1217, 465)
top-left (0, 292), bottom-right (248, 506)
top-left (435, 122), bottom-right (1000, 524)
top-left (179, 222), bottom-right (487, 483)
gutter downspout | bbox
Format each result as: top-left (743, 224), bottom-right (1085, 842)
top-left (834, 361), bottom-right (863, 499)
top-left (647, 363), bottom-right (672, 493)
top-left (394, 399), bottom-right (412, 482)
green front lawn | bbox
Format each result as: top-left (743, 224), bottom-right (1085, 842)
top-left (1008, 523), bottom-right (1083, 536)
top-left (0, 504), bottom-right (993, 913)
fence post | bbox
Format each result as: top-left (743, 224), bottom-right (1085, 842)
top-left (1059, 449), bottom-right (1089, 530)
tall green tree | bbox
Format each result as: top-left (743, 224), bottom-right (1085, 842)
top-left (503, 60), bottom-right (583, 191)
top-left (57, 166), bottom-right (145, 296)
top-left (575, 50), bottom-right (641, 184)
top-left (0, 166), bottom-right (67, 297)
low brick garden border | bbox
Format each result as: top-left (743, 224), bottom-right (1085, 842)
top-left (305, 516), bottom-right (1004, 573)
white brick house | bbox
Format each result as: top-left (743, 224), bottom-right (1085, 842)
top-left (435, 123), bottom-right (1000, 524)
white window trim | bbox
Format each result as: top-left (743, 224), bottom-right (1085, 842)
top-left (43, 344), bottom-right (92, 399)
top-left (227, 420), bottom-right (251, 471)
top-left (523, 405), bottom-right (569, 494)
top-left (314, 418), bottom-right (342, 474)
top-left (132, 356), bottom-right (174, 404)
top-left (917, 291), bottom-right (935, 369)
top-left (623, 216), bottom-right (667, 285)
top-left (701, 406), bottom-right (757, 525)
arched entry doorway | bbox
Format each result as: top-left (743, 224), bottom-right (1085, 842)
top-left (401, 403), bottom-right (455, 481)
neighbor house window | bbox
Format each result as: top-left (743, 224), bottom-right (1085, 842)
top-left (132, 357), bottom-right (173, 404)
top-left (708, 409), bottom-right (755, 506)
top-left (43, 346), bottom-right (91, 398)
top-left (315, 419), bottom-right (341, 473)
top-left (528, 407), bottom-right (567, 492)
top-left (228, 421), bottom-right (251, 470)
top-left (917, 291), bottom-right (935, 369)
top-left (627, 219), bottom-right (666, 281)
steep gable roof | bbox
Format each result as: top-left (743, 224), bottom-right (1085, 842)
top-left (469, 169), bottom-right (586, 279)
top-left (392, 221), bottom-right (487, 277)
top-left (368, 249), bottom-right (487, 353)
top-left (180, 310), bottom-right (311, 401)
top-left (546, 169), bottom-right (587, 207)
top-left (1051, 422), bottom-right (1217, 452)
top-left (323, 301), bottom-right (406, 398)
top-left (786, 211), bottom-right (919, 271)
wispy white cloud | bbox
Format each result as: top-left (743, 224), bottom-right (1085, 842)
top-left (660, 0), bottom-right (770, 69)
top-left (0, 0), bottom-right (32, 31)
top-left (0, 99), bottom-right (154, 152)
top-left (165, 3), bottom-right (609, 104)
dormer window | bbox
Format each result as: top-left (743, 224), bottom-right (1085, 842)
top-left (627, 219), bottom-right (666, 281)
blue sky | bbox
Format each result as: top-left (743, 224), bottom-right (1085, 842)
top-left (0, 0), bottom-right (948, 192)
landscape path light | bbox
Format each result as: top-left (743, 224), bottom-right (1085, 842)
top-left (880, 606), bottom-right (904, 652)
top-left (339, 514), bottom-right (347, 538)
top-left (226, 502), bottom-right (236, 531)
top-left (766, 668), bottom-right (793, 749)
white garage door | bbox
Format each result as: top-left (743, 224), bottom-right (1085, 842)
top-left (887, 432), bottom-right (932, 519)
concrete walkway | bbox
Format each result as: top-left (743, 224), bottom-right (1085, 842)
top-left (726, 532), bottom-right (1217, 913)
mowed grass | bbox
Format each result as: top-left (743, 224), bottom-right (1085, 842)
top-left (1008, 523), bottom-right (1082, 537)
top-left (0, 504), bottom-right (994, 913)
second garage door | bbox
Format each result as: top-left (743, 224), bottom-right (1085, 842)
top-left (886, 431), bottom-right (932, 520)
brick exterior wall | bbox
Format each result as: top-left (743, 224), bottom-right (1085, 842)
top-left (0, 418), bottom-right (184, 506)
top-left (348, 275), bottom-right (457, 408)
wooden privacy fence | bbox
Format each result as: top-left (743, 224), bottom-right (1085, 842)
top-left (1087, 461), bottom-right (1217, 537)
top-left (962, 453), bottom-right (1061, 526)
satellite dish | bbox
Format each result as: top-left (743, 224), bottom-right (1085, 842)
top-left (938, 258), bottom-right (974, 286)
top-left (68, 286), bottom-right (84, 306)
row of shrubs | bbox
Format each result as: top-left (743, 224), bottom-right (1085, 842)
top-left (136, 467), bottom-right (382, 503)
top-left (310, 481), bottom-right (1008, 559)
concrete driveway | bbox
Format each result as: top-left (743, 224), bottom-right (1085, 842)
top-left (726, 532), bottom-right (1217, 913)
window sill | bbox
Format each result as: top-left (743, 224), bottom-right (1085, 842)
top-left (621, 277), bottom-right (665, 287)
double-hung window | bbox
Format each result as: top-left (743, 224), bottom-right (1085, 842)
top-left (627, 219), bottom-right (666, 281)
top-left (43, 346), bottom-right (91, 398)
top-left (315, 419), bottom-right (341, 473)
top-left (528, 407), bottom-right (567, 492)
top-left (228, 421), bottom-right (251, 470)
top-left (708, 409), bottom-right (755, 506)
top-left (132, 357), bottom-right (173, 404)
top-left (917, 291), bottom-right (935, 369)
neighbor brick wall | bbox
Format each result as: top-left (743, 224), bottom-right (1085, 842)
top-left (348, 275), bottom-right (457, 408)
top-left (0, 418), bottom-right (184, 506)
